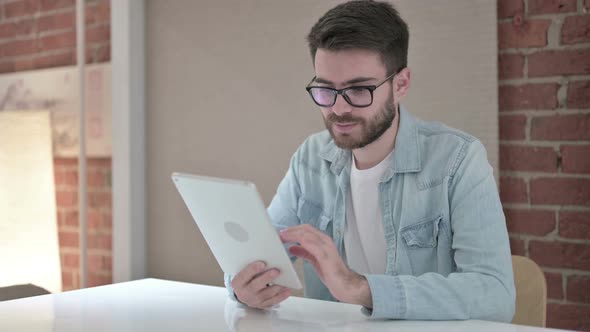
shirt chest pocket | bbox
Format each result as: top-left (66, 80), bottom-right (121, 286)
top-left (399, 215), bottom-right (444, 275)
top-left (400, 215), bottom-right (442, 248)
top-left (296, 198), bottom-right (333, 234)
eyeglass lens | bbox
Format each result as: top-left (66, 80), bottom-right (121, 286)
top-left (309, 87), bottom-right (372, 107)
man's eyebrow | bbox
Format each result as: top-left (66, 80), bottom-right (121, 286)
top-left (313, 76), bottom-right (377, 86)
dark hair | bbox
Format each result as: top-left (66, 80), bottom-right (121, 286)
top-left (306, 0), bottom-right (409, 75)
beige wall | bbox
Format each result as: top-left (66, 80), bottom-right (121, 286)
top-left (146, 0), bottom-right (497, 286)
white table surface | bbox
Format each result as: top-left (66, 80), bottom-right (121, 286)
top-left (0, 278), bottom-right (567, 332)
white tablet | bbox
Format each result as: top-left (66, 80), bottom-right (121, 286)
top-left (171, 172), bottom-right (302, 290)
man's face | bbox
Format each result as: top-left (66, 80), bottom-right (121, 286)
top-left (313, 48), bottom-right (396, 150)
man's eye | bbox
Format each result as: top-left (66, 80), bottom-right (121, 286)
top-left (348, 88), bottom-right (369, 96)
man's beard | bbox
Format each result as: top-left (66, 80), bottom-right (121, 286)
top-left (324, 94), bottom-right (396, 150)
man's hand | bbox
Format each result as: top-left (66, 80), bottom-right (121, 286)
top-left (230, 261), bottom-right (291, 309)
top-left (279, 224), bottom-right (373, 308)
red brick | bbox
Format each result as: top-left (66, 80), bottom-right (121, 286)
top-left (88, 158), bottom-right (111, 167)
top-left (0, 23), bottom-right (16, 39)
top-left (85, 45), bottom-right (97, 63)
top-left (0, 61), bottom-right (14, 74)
top-left (567, 275), bottom-right (590, 303)
top-left (504, 208), bottom-right (556, 236)
top-left (54, 158), bottom-right (77, 166)
top-left (509, 237), bottom-right (526, 256)
top-left (500, 177), bottom-right (528, 203)
top-left (64, 170), bottom-right (78, 186)
top-left (498, 0), bottom-right (524, 18)
top-left (12, 19), bottom-right (35, 37)
top-left (562, 15), bottom-right (590, 45)
top-left (528, 0), bottom-right (576, 14)
top-left (0, 39), bottom-right (37, 57)
top-left (34, 50), bottom-right (75, 69)
top-left (88, 254), bottom-right (111, 272)
top-left (85, 24), bottom-right (110, 44)
top-left (70, 271), bottom-right (80, 290)
top-left (56, 210), bottom-right (65, 227)
top-left (64, 211), bottom-right (79, 227)
top-left (57, 209), bottom-right (78, 230)
top-left (531, 114), bottom-right (590, 141)
top-left (498, 54), bottom-right (524, 80)
top-left (586, 0), bottom-right (590, 10)
top-left (567, 80), bottom-right (590, 109)
top-left (54, 168), bottom-right (66, 183)
top-left (529, 240), bottom-right (590, 270)
top-left (38, 11), bottom-right (75, 32)
top-left (54, 169), bottom-right (78, 186)
top-left (39, 31), bottom-right (76, 51)
top-left (88, 273), bottom-right (112, 287)
top-left (56, 190), bottom-right (77, 206)
top-left (499, 84), bottom-right (558, 111)
top-left (62, 271), bottom-right (73, 289)
top-left (544, 272), bottom-right (563, 300)
top-left (87, 210), bottom-right (101, 229)
top-left (14, 58), bottom-right (34, 71)
top-left (87, 169), bottom-right (106, 187)
top-left (88, 191), bottom-right (111, 208)
top-left (547, 303), bottom-right (590, 331)
top-left (498, 19), bottom-right (552, 49)
top-left (561, 145), bottom-right (590, 174)
top-left (40, 0), bottom-right (74, 11)
top-left (59, 230), bottom-right (79, 248)
top-left (102, 211), bottom-right (112, 228)
top-left (530, 177), bottom-right (590, 205)
top-left (4, 0), bottom-right (40, 18)
top-left (500, 145), bottom-right (557, 172)
top-left (499, 114), bottom-right (527, 140)
top-left (86, 43), bottom-right (110, 63)
top-left (61, 252), bottom-right (79, 269)
top-left (529, 49), bottom-right (590, 77)
top-left (560, 211), bottom-right (590, 239)
top-left (88, 233), bottom-right (112, 250)
top-left (85, 0), bottom-right (110, 25)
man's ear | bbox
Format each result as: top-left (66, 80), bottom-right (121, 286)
top-left (393, 67), bottom-right (411, 100)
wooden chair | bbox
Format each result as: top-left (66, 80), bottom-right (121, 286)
top-left (511, 255), bottom-right (547, 327)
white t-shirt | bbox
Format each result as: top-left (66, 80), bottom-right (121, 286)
top-left (343, 151), bottom-right (392, 275)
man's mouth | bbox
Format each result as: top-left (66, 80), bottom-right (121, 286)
top-left (333, 122), bottom-right (357, 133)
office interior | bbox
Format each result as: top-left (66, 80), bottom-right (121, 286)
top-left (0, 0), bottom-right (588, 331)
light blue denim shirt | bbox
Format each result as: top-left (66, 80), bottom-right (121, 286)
top-left (225, 106), bottom-right (515, 322)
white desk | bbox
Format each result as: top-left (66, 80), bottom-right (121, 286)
top-left (0, 278), bottom-right (565, 331)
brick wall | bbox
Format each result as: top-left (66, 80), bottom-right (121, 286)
top-left (498, 0), bottom-right (590, 330)
top-left (2, 0), bottom-right (589, 327)
top-left (0, 0), bottom-right (111, 291)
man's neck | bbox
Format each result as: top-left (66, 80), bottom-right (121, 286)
top-left (352, 106), bottom-right (400, 170)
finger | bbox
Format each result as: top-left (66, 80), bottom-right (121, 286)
top-left (288, 245), bottom-right (315, 262)
top-left (248, 268), bottom-right (280, 292)
top-left (258, 288), bottom-right (291, 309)
top-left (249, 285), bottom-right (285, 308)
top-left (231, 261), bottom-right (266, 290)
top-left (285, 229), bottom-right (331, 264)
top-left (279, 224), bottom-right (324, 244)
top-left (289, 245), bottom-right (322, 273)
top-left (257, 284), bottom-right (285, 303)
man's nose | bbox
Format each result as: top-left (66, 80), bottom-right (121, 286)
top-left (330, 94), bottom-right (352, 116)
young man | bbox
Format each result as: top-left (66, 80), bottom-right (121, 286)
top-left (226, 0), bottom-right (515, 322)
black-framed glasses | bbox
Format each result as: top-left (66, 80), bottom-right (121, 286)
top-left (305, 72), bottom-right (397, 108)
